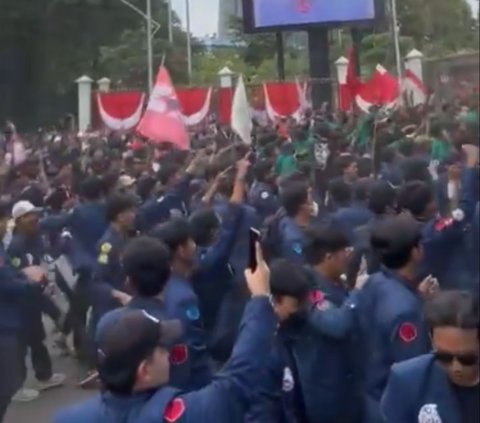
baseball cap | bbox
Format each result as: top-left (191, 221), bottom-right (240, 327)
top-left (95, 308), bottom-right (182, 387)
top-left (12, 200), bottom-right (42, 221)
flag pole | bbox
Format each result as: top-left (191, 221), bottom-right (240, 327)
top-left (146, 0), bottom-right (154, 93)
top-left (167, 0), bottom-right (173, 43)
top-left (390, 0), bottom-right (403, 87)
top-left (185, 0), bottom-right (193, 84)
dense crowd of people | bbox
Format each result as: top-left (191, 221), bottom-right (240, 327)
top-left (0, 101), bottom-right (478, 423)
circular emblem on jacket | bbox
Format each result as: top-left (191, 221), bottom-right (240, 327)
top-left (418, 403), bottom-right (442, 423)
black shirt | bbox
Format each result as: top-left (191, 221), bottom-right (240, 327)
top-left (452, 382), bottom-right (479, 423)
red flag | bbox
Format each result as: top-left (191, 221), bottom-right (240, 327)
top-left (356, 65), bottom-right (399, 112)
top-left (137, 67), bottom-right (189, 150)
top-left (346, 48), bottom-right (362, 97)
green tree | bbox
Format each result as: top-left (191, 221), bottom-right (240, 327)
top-left (396, 0), bottom-right (478, 56)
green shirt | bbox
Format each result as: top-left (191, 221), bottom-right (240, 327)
top-left (275, 154), bottom-right (298, 176)
top-left (431, 139), bottom-right (451, 162)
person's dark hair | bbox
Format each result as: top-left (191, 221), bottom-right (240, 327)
top-left (156, 163), bottom-right (180, 186)
top-left (123, 237), bottom-right (171, 297)
top-left (189, 209), bottom-right (220, 246)
top-left (253, 160), bottom-right (273, 182)
top-left (150, 218), bottom-right (192, 255)
top-left (303, 224), bottom-right (350, 266)
top-left (425, 291), bottom-right (479, 334)
top-left (328, 179), bottom-right (352, 207)
top-left (370, 215), bottom-right (422, 269)
top-left (281, 181), bottom-right (309, 217)
top-left (357, 157), bottom-right (372, 178)
top-left (136, 176), bottom-right (157, 202)
top-left (368, 180), bottom-right (397, 215)
top-left (270, 259), bottom-right (310, 301)
top-left (334, 154), bottom-right (354, 175)
top-left (80, 176), bottom-right (104, 201)
top-left (397, 181), bottom-right (433, 217)
top-left (105, 193), bottom-right (137, 222)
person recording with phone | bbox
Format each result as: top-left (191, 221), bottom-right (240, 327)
top-left (55, 242), bottom-right (279, 423)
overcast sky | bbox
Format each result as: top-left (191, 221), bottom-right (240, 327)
top-left (171, 0), bottom-right (478, 36)
top-left (172, 0), bottom-right (220, 36)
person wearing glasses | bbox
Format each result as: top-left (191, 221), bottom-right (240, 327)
top-left (381, 291), bottom-right (479, 423)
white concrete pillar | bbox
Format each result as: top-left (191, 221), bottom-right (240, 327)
top-left (97, 77), bottom-right (111, 93)
top-left (404, 49), bottom-right (424, 82)
top-left (334, 56), bottom-right (349, 110)
top-left (218, 66), bottom-right (235, 88)
top-left (404, 49), bottom-right (425, 105)
top-left (75, 75), bottom-right (94, 132)
top-left (335, 56), bottom-right (349, 85)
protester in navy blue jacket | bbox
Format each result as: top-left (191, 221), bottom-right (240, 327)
top-left (63, 176), bottom-right (108, 272)
top-left (151, 216), bottom-right (211, 391)
top-left (328, 179), bottom-right (373, 243)
top-left (90, 193), bottom-right (137, 325)
top-left (359, 215), bottom-right (434, 423)
top-left (397, 144), bottom-right (479, 290)
top-left (189, 161), bottom-right (248, 362)
top-left (8, 200), bottom-right (66, 391)
top-left (122, 236), bottom-right (197, 390)
top-left (248, 228), bottom-right (365, 423)
top-left (278, 181), bottom-right (314, 263)
top-left (54, 243), bottom-right (278, 423)
top-left (135, 153), bottom-right (205, 232)
top-left (382, 290), bottom-right (479, 423)
top-left (347, 180), bottom-right (397, 285)
top-left (0, 201), bottom-right (45, 420)
top-left (248, 159), bottom-right (279, 221)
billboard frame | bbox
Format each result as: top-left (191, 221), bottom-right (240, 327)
top-left (241, 0), bottom-right (386, 34)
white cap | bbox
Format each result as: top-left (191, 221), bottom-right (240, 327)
top-left (12, 201), bottom-right (42, 221)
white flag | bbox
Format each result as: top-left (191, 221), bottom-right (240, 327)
top-left (231, 75), bottom-right (252, 145)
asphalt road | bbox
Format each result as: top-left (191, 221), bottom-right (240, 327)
top-left (4, 302), bottom-right (96, 423)
top-left (4, 350), bottom-right (95, 423)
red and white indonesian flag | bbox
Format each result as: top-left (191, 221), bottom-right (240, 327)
top-left (137, 67), bottom-right (190, 150)
top-left (356, 65), bottom-right (400, 113)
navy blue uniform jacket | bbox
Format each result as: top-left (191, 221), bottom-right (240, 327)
top-left (53, 297), bottom-right (278, 423)
top-left (382, 354), bottom-right (464, 423)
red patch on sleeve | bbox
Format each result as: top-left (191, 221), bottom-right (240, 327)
top-left (170, 344), bottom-right (188, 365)
top-left (434, 218), bottom-right (453, 232)
top-left (164, 398), bottom-right (186, 422)
top-left (309, 290), bottom-right (324, 305)
top-left (398, 322), bottom-right (418, 343)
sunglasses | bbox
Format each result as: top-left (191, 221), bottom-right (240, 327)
top-left (434, 351), bottom-right (479, 367)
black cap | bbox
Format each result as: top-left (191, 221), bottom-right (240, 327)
top-left (95, 309), bottom-right (182, 386)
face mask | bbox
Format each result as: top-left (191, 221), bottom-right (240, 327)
top-left (310, 201), bottom-right (319, 217)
